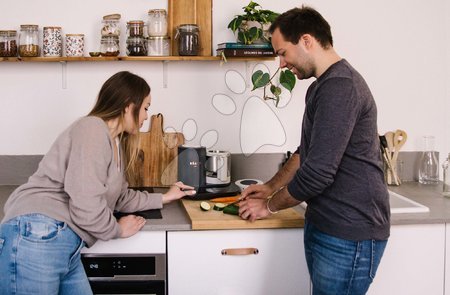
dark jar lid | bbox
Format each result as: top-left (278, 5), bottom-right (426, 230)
top-left (177, 24), bottom-right (199, 32)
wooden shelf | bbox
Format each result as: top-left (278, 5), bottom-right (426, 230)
top-left (0, 56), bottom-right (275, 62)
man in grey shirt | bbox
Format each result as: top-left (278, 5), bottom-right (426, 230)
top-left (239, 6), bottom-right (390, 295)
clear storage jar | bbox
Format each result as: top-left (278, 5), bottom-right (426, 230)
top-left (418, 135), bottom-right (439, 184)
top-left (443, 153), bottom-right (450, 197)
top-left (0, 30), bottom-right (18, 57)
top-left (101, 14), bottom-right (121, 36)
top-left (126, 37), bottom-right (147, 56)
top-left (19, 24), bottom-right (39, 57)
top-left (147, 36), bottom-right (170, 56)
top-left (127, 20), bottom-right (145, 37)
top-left (43, 26), bottom-right (62, 57)
top-left (147, 9), bottom-right (167, 37)
top-left (100, 35), bottom-right (120, 56)
top-left (175, 24), bottom-right (199, 56)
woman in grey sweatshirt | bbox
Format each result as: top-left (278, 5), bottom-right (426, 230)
top-left (0, 71), bottom-right (195, 294)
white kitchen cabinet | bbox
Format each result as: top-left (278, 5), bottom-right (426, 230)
top-left (167, 228), bottom-right (309, 295)
top-left (445, 223), bottom-right (450, 295)
top-left (81, 231), bottom-right (166, 254)
top-left (368, 224), bottom-right (445, 295)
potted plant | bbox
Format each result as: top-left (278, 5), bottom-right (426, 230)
top-left (227, 1), bottom-right (279, 45)
top-left (252, 68), bottom-right (296, 107)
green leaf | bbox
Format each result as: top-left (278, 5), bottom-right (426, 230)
top-left (270, 85), bottom-right (282, 97)
top-left (237, 31), bottom-right (248, 44)
top-left (227, 17), bottom-right (243, 33)
top-left (247, 27), bottom-right (261, 43)
top-left (252, 70), bottom-right (270, 90)
top-left (280, 69), bottom-right (296, 92)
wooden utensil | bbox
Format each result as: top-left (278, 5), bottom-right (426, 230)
top-left (128, 113), bottom-right (185, 187)
top-left (392, 130), bottom-right (407, 184)
top-left (384, 131), bottom-right (395, 159)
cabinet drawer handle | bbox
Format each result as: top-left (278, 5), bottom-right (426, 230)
top-left (221, 248), bottom-right (259, 255)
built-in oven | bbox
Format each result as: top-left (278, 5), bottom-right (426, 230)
top-left (81, 231), bottom-right (167, 295)
top-left (81, 253), bottom-right (165, 294)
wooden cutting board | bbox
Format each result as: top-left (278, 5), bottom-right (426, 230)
top-left (181, 199), bottom-right (304, 230)
top-left (128, 113), bottom-right (185, 187)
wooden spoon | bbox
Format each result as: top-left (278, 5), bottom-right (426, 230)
top-left (392, 130), bottom-right (407, 184)
top-left (384, 131), bottom-right (395, 159)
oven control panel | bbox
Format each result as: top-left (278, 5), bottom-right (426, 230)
top-left (82, 254), bottom-right (163, 277)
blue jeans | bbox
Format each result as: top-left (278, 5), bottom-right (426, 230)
top-left (304, 221), bottom-right (387, 295)
top-left (0, 214), bottom-right (93, 295)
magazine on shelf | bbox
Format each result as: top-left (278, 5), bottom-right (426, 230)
top-left (216, 48), bottom-right (276, 57)
top-left (217, 42), bottom-right (273, 50)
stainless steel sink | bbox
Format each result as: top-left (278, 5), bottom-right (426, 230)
top-left (388, 190), bottom-right (429, 214)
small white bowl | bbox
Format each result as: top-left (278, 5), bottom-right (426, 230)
top-left (235, 179), bottom-right (263, 192)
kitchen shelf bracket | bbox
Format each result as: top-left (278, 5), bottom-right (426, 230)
top-left (163, 60), bottom-right (169, 88)
top-left (60, 61), bottom-right (67, 89)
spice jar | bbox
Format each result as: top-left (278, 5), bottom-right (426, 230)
top-left (43, 27), bottom-right (62, 57)
top-left (147, 36), bottom-right (170, 56)
top-left (19, 24), bottom-right (39, 57)
top-left (100, 35), bottom-right (120, 56)
top-left (101, 14), bottom-right (121, 36)
top-left (148, 9), bottom-right (168, 37)
top-left (126, 37), bottom-right (147, 56)
top-left (0, 30), bottom-right (18, 57)
top-left (127, 20), bottom-right (145, 37)
top-left (65, 34), bottom-right (85, 57)
top-left (175, 24), bottom-right (199, 56)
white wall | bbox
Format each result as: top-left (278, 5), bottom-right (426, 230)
top-left (0, 1), bottom-right (448, 161)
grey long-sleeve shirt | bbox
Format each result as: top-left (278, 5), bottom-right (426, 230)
top-left (2, 116), bottom-right (163, 247)
top-left (287, 59), bottom-right (390, 241)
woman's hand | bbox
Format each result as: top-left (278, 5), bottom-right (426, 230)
top-left (118, 215), bottom-right (146, 238)
top-left (162, 181), bottom-right (196, 204)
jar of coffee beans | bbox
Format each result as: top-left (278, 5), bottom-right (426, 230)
top-left (175, 24), bottom-right (199, 56)
top-left (0, 30), bottom-right (18, 57)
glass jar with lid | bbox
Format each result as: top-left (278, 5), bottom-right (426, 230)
top-left (147, 36), bottom-right (170, 56)
top-left (148, 9), bottom-right (168, 37)
top-left (100, 35), bottom-right (120, 56)
top-left (19, 24), bottom-right (39, 57)
top-left (175, 24), bottom-right (200, 56)
top-left (127, 20), bottom-right (145, 38)
top-left (0, 30), bottom-right (18, 57)
top-left (101, 14), bottom-right (121, 36)
top-left (126, 37), bottom-right (147, 56)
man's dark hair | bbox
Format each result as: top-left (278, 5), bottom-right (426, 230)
top-left (269, 6), bottom-right (333, 48)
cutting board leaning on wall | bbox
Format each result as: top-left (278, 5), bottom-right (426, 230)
top-left (128, 113), bottom-right (185, 187)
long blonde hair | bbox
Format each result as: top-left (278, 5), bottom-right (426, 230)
top-left (87, 71), bottom-right (150, 178)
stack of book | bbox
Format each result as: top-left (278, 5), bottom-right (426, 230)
top-left (216, 42), bottom-right (275, 57)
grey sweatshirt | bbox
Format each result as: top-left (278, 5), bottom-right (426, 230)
top-left (2, 116), bottom-right (163, 247)
top-left (287, 59), bottom-right (390, 241)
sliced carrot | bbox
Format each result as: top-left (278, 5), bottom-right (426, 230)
top-left (209, 195), bottom-right (240, 203)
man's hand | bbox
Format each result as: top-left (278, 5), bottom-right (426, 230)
top-left (241, 183), bottom-right (273, 199)
top-left (238, 198), bottom-right (270, 222)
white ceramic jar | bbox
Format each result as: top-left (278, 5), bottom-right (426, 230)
top-left (65, 34), bottom-right (84, 57)
top-left (43, 27), bottom-right (62, 57)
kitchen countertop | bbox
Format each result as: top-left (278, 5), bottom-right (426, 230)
top-left (1, 182), bottom-right (450, 230)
